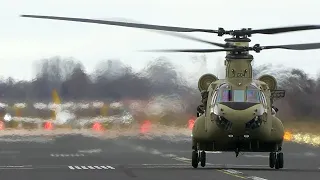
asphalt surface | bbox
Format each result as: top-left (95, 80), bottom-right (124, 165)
top-left (0, 132), bottom-right (319, 180)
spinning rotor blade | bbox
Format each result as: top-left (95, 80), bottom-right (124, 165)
top-left (20, 15), bottom-right (217, 33)
top-left (143, 42), bottom-right (320, 53)
top-left (261, 42), bottom-right (320, 50)
top-left (20, 15), bottom-right (320, 36)
top-left (150, 31), bottom-right (229, 48)
top-left (249, 25), bottom-right (320, 35)
top-left (141, 49), bottom-right (233, 53)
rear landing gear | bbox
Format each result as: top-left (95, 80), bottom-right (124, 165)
top-left (192, 150), bottom-right (206, 168)
top-left (269, 152), bottom-right (284, 169)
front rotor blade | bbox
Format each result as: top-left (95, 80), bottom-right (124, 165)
top-left (250, 25), bottom-right (320, 35)
top-left (99, 18), bottom-right (229, 48)
top-left (153, 31), bottom-right (229, 48)
top-left (141, 48), bottom-right (233, 53)
top-left (21, 15), bottom-right (217, 33)
top-left (262, 42), bottom-right (320, 50)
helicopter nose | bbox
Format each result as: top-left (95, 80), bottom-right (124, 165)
top-left (219, 102), bottom-right (259, 110)
top-left (213, 103), bottom-right (266, 135)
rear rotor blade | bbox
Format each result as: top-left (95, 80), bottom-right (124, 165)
top-left (250, 25), bottom-right (320, 35)
top-left (21, 15), bottom-right (217, 33)
top-left (141, 49), bottom-right (232, 53)
top-left (262, 42), bottom-right (320, 50)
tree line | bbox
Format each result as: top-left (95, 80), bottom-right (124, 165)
top-left (0, 56), bottom-right (319, 121)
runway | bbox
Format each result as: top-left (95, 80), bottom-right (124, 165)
top-left (0, 132), bottom-right (319, 180)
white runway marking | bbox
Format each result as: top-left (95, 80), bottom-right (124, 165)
top-left (68, 165), bottom-right (115, 170)
top-left (78, 149), bottom-right (102, 154)
top-left (0, 165), bottom-right (33, 169)
top-left (206, 151), bottom-right (222, 153)
top-left (51, 154), bottom-right (85, 157)
top-left (0, 151), bottom-right (20, 154)
top-left (244, 155), bottom-right (269, 158)
top-left (0, 137), bottom-right (53, 143)
top-left (141, 164), bottom-right (188, 166)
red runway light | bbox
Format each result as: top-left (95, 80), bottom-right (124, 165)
top-left (0, 121), bottom-right (4, 130)
top-left (188, 119), bottom-right (195, 130)
top-left (44, 121), bottom-right (53, 130)
top-left (140, 120), bottom-right (151, 134)
top-left (92, 122), bottom-right (104, 131)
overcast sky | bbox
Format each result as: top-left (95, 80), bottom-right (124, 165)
top-left (1, 0), bottom-right (320, 81)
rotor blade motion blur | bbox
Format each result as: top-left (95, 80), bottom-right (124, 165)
top-left (141, 49), bottom-right (232, 53)
top-left (249, 25), bottom-right (320, 35)
top-left (142, 42), bottom-right (320, 53)
top-left (101, 17), bottom-right (229, 48)
top-left (20, 15), bottom-right (217, 33)
top-left (21, 15), bottom-right (320, 37)
top-left (262, 42), bottom-right (320, 50)
top-left (150, 31), bottom-right (229, 48)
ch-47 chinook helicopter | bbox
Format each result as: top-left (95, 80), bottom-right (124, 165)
top-left (20, 14), bottom-right (320, 170)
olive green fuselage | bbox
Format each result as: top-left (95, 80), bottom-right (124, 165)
top-left (192, 112), bottom-right (284, 152)
top-left (192, 78), bottom-right (284, 152)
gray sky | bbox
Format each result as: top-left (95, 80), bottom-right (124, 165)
top-left (1, 0), bottom-right (320, 81)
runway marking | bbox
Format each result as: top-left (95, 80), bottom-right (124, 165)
top-left (78, 149), bottom-right (102, 154)
top-left (0, 151), bottom-right (20, 154)
top-left (206, 151), bottom-right (222, 153)
top-left (0, 137), bottom-right (53, 143)
top-left (68, 165), bottom-right (115, 170)
top-left (170, 155), bottom-right (268, 179)
top-left (0, 165), bottom-right (33, 170)
top-left (219, 169), bottom-right (268, 180)
top-left (141, 164), bottom-right (188, 166)
top-left (51, 154), bottom-right (85, 157)
top-left (244, 155), bottom-right (269, 158)
top-left (150, 149), bottom-right (162, 155)
top-left (217, 169), bottom-right (247, 179)
top-left (124, 144), bottom-right (268, 179)
top-left (161, 153), bottom-right (177, 158)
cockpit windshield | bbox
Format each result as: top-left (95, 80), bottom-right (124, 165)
top-left (216, 84), bottom-right (261, 103)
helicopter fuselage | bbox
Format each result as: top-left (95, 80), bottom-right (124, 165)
top-left (192, 81), bottom-right (284, 153)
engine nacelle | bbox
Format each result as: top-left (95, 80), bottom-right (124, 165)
top-left (198, 73), bottom-right (218, 91)
top-left (258, 74), bottom-right (277, 91)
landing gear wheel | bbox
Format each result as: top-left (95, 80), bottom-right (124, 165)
top-left (275, 157), bottom-right (280, 169)
top-left (269, 152), bottom-right (276, 168)
top-left (272, 152), bottom-right (284, 169)
top-left (192, 151), bottom-right (199, 168)
top-left (277, 152), bottom-right (284, 168)
top-left (200, 151), bottom-right (206, 167)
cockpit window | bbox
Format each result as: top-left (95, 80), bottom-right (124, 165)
top-left (218, 89), bottom-right (232, 102)
top-left (246, 89), bottom-right (260, 103)
top-left (234, 90), bottom-right (245, 102)
top-left (215, 83), bottom-right (262, 103)
top-left (216, 84), bottom-right (232, 102)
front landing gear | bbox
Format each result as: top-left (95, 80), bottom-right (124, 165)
top-left (192, 151), bottom-right (198, 168)
top-left (192, 150), bottom-right (206, 168)
top-left (200, 151), bottom-right (206, 167)
top-left (269, 152), bottom-right (284, 169)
